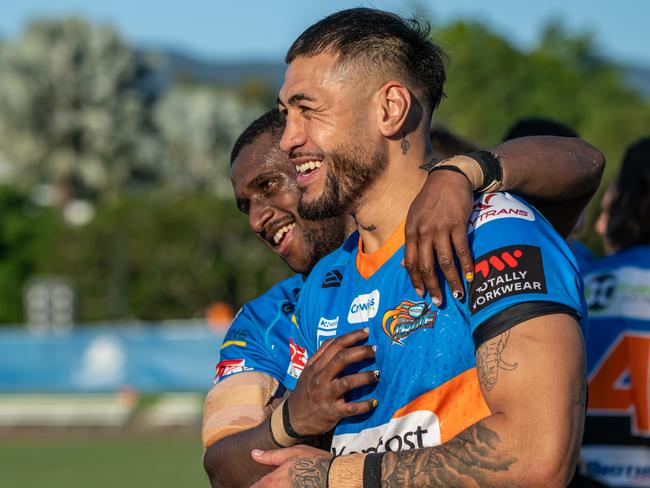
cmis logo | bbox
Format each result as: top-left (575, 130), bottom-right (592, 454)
top-left (382, 300), bottom-right (437, 346)
top-left (348, 290), bottom-right (380, 324)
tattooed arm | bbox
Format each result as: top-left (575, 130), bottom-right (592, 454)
top-left (380, 314), bottom-right (586, 487)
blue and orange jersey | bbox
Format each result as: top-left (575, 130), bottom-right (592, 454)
top-left (286, 192), bottom-right (586, 455)
top-left (215, 274), bottom-right (303, 386)
top-left (581, 245), bottom-right (650, 487)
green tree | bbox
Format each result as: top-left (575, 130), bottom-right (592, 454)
top-left (38, 191), bottom-right (290, 322)
top-left (0, 17), bottom-right (162, 195)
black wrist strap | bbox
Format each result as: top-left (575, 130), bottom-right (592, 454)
top-left (363, 453), bottom-right (384, 487)
top-left (466, 150), bottom-right (503, 191)
top-left (282, 398), bottom-right (304, 440)
top-left (428, 165), bottom-right (472, 185)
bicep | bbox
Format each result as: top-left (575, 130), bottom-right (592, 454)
top-left (202, 372), bottom-right (280, 449)
top-left (476, 314), bottom-right (586, 460)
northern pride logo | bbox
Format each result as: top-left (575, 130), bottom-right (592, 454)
top-left (469, 245), bottom-right (547, 313)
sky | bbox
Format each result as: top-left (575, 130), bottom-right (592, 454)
top-left (1, 0), bottom-right (649, 66)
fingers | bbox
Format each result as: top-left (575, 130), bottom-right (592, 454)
top-left (433, 235), bottom-right (464, 301)
top-left (452, 228), bottom-right (474, 285)
top-left (403, 224), bottom-right (425, 297)
top-left (314, 328), bottom-right (370, 366)
top-left (416, 234), bottom-right (442, 305)
top-left (251, 448), bottom-right (297, 466)
top-left (323, 345), bottom-right (376, 380)
top-left (333, 370), bottom-right (380, 397)
top-left (337, 398), bottom-right (377, 418)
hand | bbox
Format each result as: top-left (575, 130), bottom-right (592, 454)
top-left (404, 169), bottom-right (475, 304)
top-left (250, 445), bottom-right (332, 488)
top-left (287, 328), bottom-right (378, 437)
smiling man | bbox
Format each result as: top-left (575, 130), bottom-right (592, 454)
top-left (203, 102), bottom-right (604, 486)
top-left (249, 8), bottom-right (605, 488)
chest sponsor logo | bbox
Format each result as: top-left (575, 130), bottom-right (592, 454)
top-left (468, 193), bottom-right (535, 232)
top-left (321, 270), bottom-right (343, 288)
top-left (348, 290), bottom-right (380, 324)
top-left (382, 300), bottom-right (437, 346)
top-left (331, 410), bottom-right (441, 455)
top-left (317, 316), bottom-right (339, 348)
top-left (215, 359), bottom-right (252, 380)
top-left (287, 338), bottom-right (308, 379)
top-left (469, 245), bottom-right (546, 313)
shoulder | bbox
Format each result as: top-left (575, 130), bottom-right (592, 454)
top-left (301, 231), bottom-right (359, 294)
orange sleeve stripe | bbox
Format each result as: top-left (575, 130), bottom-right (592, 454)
top-left (393, 367), bottom-right (491, 443)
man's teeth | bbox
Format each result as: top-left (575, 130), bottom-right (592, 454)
top-left (273, 223), bottom-right (295, 245)
top-left (295, 161), bottom-right (322, 174)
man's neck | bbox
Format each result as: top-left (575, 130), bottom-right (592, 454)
top-left (353, 147), bottom-right (431, 254)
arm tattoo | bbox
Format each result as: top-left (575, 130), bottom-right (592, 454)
top-left (577, 380), bottom-right (587, 409)
top-left (288, 456), bottom-right (330, 488)
top-left (381, 423), bottom-right (517, 487)
top-left (477, 330), bottom-right (518, 391)
top-left (401, 134), bottom-right (411, 155)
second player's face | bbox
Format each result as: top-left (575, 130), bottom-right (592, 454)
top-left (278, 53), bottom-right (385, 221)
top-left (231, 132), bottom-right (346, 274)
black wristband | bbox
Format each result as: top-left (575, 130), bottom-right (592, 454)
top-left (466, 150), bottom-right (503, 191)
top-left (282, 398), bottom-right (304, 440)
top-left (428, 165), bottom-right (472, 185)
top-left (363, 453), bottom-right (384, 487)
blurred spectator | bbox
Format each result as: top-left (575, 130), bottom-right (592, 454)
top-left (580, 136), bottom-right (650, 487)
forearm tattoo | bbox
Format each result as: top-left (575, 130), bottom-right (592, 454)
top-left (477, 330), bottom-right (518, 391)
top-left (288, 456), bottom-right (330, 488)
top-left (381, 423), bottom-right (517, 487)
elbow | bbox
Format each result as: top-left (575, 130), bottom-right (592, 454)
top-left (202, 444), bottom-right (227, 488)
top-left (519, 439), bottom-right (580, 487)
top-left (582, 141), bottom-right (606, 194)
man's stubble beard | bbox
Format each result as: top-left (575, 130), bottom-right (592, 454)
top-left (298, 142), bottom-right (387, 221)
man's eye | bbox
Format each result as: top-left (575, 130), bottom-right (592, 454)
top-left (260, 179), bottom-right (278, 193)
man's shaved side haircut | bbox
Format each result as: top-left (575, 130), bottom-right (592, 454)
top-left (286, 8), bottom-right (447, 114)
top-left (230, 109), bottom-right (285, 165)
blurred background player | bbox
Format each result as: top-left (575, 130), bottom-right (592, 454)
top-left (581, 136), bottom-right (650, 487)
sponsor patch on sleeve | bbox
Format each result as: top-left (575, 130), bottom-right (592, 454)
top-left (215, 359), bottom-right (253, 381)
top-left (468, 193), bottom-right (534, 232)
top-left (287, 338), bottom-right (308, 379)
top-left (469, 245), bottom-right (547, 313)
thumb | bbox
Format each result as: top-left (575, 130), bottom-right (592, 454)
top-left (251, 448), bottom-right (296, 466)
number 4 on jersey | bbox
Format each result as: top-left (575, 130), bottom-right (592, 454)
top-left (588, 333), bottom-right (650, 436)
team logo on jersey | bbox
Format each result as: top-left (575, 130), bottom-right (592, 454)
top-left (322, 270), bottom-right (343, 288)
top-left (469, 245), bottom-right (547, 313)
top-left (215, 359), bottom-right (252, 380)
top-left (287, 338), bottom-right (308, 379)
top-left (317, 316), bottom-right (339, 348)
top-left (585, 273), bottom-right (617, 311)
top-left (348, 290), bottom-right (380, 324)
top-left (381, 301), bottom-right (437, 346)
top-left (468, 193), bottom-right (534, 232)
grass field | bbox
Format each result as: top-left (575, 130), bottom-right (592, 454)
top-left (0, 433), bottom-right (208, 487)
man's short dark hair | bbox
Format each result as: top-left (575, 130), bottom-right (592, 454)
top-left (502, 117), bottom-right (578, 141)
top-left (286, 8), bottom-right (446, 114)
top-left (607, 136), bottom-right (650, 249)
top-left (230, 109), bottom-right (285, 165)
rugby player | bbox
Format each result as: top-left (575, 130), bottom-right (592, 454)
top-left (581, 136), bottom-right (650, 487)
top-left (203, 106), bottom-right (604, 487)
top-left (248, 8), bottom-right (604, 487)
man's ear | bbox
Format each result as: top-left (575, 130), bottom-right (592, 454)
top-left (376, 81), bottom-right (411, 137)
